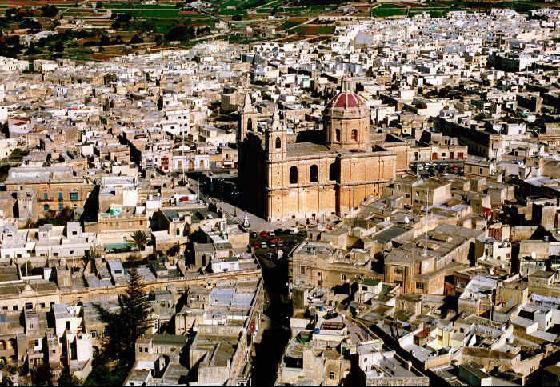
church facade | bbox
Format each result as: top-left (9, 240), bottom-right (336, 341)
top-left (238, 91), bottom-right (397, 222)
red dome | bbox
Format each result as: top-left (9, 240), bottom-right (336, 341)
top-left (330, 92), bottom-right (364, 109)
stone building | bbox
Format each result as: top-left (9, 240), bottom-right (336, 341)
top-left (290, 241), bottom-right (377, 290)
top-left (5, 166), bottom-right (92, 221)
top-left (384, 224), bottom-right (484, 295)
top-left (238, 91), bottom-right (397, 221)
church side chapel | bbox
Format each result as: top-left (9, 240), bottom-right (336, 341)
top-left (238, 84), bottom-right (398, 222)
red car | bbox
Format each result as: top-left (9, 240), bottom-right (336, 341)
top-left (259, 231), bottom-right (269, 238)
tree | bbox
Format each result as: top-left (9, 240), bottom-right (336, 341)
top-left (154, 34), bottom-right (163, 46)
top-left (130, 230), bottom-right (148, 251)
top-left (165, 23), bottom-right (195, 43)
top-left (5, 8), bottom-right (21, 21)
top-left (41, 5), bottom-right (59, 18)
top-left (167, 244), bottom-right (180, 257)
top-left (26, 42), bottom-right (39, 56)
top-left (84, 269), bottom-right (151, 386)
top-left (20, 18), bottom-right (42, 33)
top-left (119, 268), bottom-right (152, 358)
top-left (30, 362), bottom-right (52, 386)
top-left (54, 40), bottom-right (64, 53)
top-left (99, 33), bottom-right (110, 46)
top-left (59, 369), bottom-right (83, 386)
top-left (129, 34), bottom-right (143, 45)
top-left (135, 20), bottom-right (155, 33)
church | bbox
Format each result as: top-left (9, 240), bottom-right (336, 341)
top-left (238, 90), bottom-right (397, 222)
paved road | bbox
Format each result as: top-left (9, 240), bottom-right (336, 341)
top-left (217, 200), bottom-right (278, 232)
top-left (187, 177), bottom-right (303, 232)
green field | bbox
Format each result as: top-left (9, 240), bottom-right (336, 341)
top-left (371, 0), bottom-right (546, 18)
top-left (99, 2), bottom-right (216, 33)
top-left (372, 4), bottom-right (408, 17)
top-left (100, 2), bottom-right (180, 10)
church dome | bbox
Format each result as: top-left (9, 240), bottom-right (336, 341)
top-left (329, 92), bottom-right (364, 109)
top-left (327, 91), bottom-right (369, 120)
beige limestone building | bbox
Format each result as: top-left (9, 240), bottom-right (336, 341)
top-left (238, 91), bottom-right (397, 221)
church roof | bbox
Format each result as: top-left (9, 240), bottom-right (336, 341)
top-left (330, 92), bottom-right (364, 109)
top-left (286, 142), bottom-right (331, 158)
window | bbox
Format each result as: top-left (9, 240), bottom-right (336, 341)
top-left (58, 203), bottom-right (64, 211)
top-left (351, 129), bottom-right (358, 142)
top-left (310, 165), bottom-right (318, 182)
top-left (275, 137), bottom-right (282, 149)
top-left (300, 267), bottom-right (305, 275)
top-left (289, 166), bottom-right (298, 184)
top-left (43, 192), bottom-right (48, 200)
top-left (416, 282), bottom-right (424, 290)
top-left (70, 192), bottom-right (79, 201)
top-left (58, 192), bottom-right (63, 201)
top-left (329, 162), bottom-right (338, 181)
top-left (43, 204), bottom-right (49, 212)
top-left (329, 371), bottom-right (335, 380)
top-left (335, 129), bottom-right (341, 142)
top-left (341, 274), bottom-right (347, 281)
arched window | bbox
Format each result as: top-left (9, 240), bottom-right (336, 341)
top-left (351, 129), bottom-right (359, 142)
top-left (275, 137), bottom-right (282, 149)
top-left (310, 165), bottom-right (319, 182)
top-left (290, 166), bottom-right (298, 184)
top-left (247, 118), bottom-right (253, 132)
top-left (329, 162), bottom-right (338, 181)
top-left (336, 129), bottom-right (341, 143)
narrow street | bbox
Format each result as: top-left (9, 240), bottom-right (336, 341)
top-left (251, 254), bottom-right (292, 386)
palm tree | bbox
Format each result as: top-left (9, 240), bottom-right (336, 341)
top-left (130, 230), bottom-right (148, 251)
